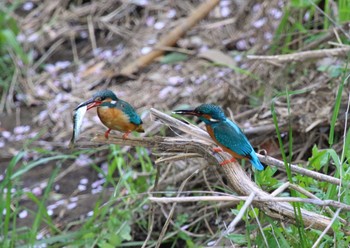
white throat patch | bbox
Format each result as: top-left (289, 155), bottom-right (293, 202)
top-left (209, 118), bottom-right (220, 122)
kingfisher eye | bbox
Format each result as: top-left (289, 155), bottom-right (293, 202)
top-left (95, 97), bottom-right (102, 102)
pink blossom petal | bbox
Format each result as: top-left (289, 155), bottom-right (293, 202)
top-left (19, 210), bottom-right (28, 219)
top-left (154, 22), bottom-right (165, 30)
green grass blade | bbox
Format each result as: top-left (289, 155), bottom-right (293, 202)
top-left (0, 151), bottom-right (26, 246)
top-left (329, 81), bottom-right (344, 146)
top-left (271, 96), bottom-right (306, 247)
top-left (28, 165), bottom-right (61, 245)
top-left (10, 154), bottom-right (74, 179)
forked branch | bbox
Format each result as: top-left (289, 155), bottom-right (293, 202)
top-left (91, 108), bottom-right (348, 234)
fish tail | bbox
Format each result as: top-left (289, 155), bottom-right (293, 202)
top-left (136, 125), bottom-right (145, 133)
top-left (250, 152), bottom-right (264, 171)
top-left (68, 137), bottom-right (75, 149)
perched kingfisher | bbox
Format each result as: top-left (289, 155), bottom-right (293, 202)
top-left (76, 90), bottom-right (144, 139)
top-left (173, 104), bottom-right (264, 170)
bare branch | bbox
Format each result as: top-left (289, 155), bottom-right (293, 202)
top-left (148, 196), bottom-right (350, 211)
top-left (247, 47), bottom-right (350, 63)
top-left (213, 192), bottom-right (256, 245)
top-left (89, 108), bottom-right (350, 234)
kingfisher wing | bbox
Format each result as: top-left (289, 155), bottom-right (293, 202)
top-left (117, 100), bottom-right (143, 125)
top-left (212, 120), bottom-right (253, 158)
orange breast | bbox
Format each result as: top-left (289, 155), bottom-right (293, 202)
top-left (97, 107), bottom-right (140, 132)
top-left (205, 125), bottom-right (245, 160)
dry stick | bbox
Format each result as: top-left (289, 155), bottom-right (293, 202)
top-left (270, 182), bottom-right (290, 197)
top-left (119, 0), bottom-right (220, 76)
top-left (213, 192), bottom-right (256, 246)
top-left (289, 184), bottom-right (348, 225)
top-left (247, 47), bottom-right (350, 63)
top-left (141, 162), bottom-right (162, 248)
top-left (148, 196), bottom-right (350, 211)
top-left (91, 109), bottom-right (340, 233)
top-left (155, 169), bottom-right (198, 248)
top-left (157, 163), bottom-right (205, 188)
top-left (257, 154), bottom-right (340, 185)
top-left (251, 205), bottom-right (269, 247)
top-left (312, 208), bottom-right (342, 248)
top-left (32, 38), bottom-right (65, 71)
top-left (87, 15), bottom-right (97, 52)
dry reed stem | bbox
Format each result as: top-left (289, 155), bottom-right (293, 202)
top-left (257, 154), bottom-right (340, 185)
top-left (120, 0), bottom-right (220, 76)
top-left (247, 47), bottom-right (350, 62)
top-left (213, 192), bottom-right (256, 245)
top-left (312, 208), bottom-right (342, 248)
top-left (90, 108), bottom-right (349, 234)
top-left (148, 195), bottom-right (350, 211)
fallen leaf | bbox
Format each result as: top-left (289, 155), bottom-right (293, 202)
top-left (198, 49), bottom-right (236, 67)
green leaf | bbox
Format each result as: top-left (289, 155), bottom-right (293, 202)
top-left (0, 29), bottom-right (28, 64)
top-left (226, 233), bottom-right (247, 245)
top-left (108, 233), bottom-right (122, 246)
top-left (160, 52), bottom-right (188, 64)
top-left (329, 75), bottom-right (345, 146)
top-left (256, 166), bottom-right (279, 189)
top-left (118, 223), bottom-right (132, 241)
top-left (290, 0), bottom-right (315, 8)
top-left (11, 155), bottom-right (75, 179)
top-left (99, 241), bottom-right (115, 248)
top-left (308, 145), bottom-right (330, 170)
top-left (344, 128), bottom-right (350, 161)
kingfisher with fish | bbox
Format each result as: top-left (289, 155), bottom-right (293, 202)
top-left (69, 90), bottom-right (144, 147)
top-left (173, 104), bottom-right (264, 171)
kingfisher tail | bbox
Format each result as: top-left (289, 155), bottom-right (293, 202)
top-left (249, 152), bottom-right (264, 171)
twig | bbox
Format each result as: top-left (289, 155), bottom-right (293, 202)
top-left (270, 182), bottom-right (290, 197)
top-left (251, 205), bottom-right (269, 247)
top-left (141, 161), bottom-right (162, 248)
top-left (120, 0), bottom-right (220, 76)
top-left (87, 15), bottom-right (97, 52)
top-left (155, 169), bottom-right (198, 248)
top-left (289, 183), bottom-right (348, 225)
top-left (148, 196), bottom-right (350, 211)
top-left (257, 154), bottom-right (340, 185)
top-left (312, 208), bottom-right (342, 248)
top-left (32, 38), bottom-right (65, 71)
top-left (213, 192), bottom-right (256, 246)
top-left (247, 47), bottom-right (350, 63)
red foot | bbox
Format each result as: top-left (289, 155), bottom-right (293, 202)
top-left (213, 147), bottom-right (224, 153)
top-left (122, 132), bottom-right (130, 140)
top-left (219, 157), bottom-right (237, 166)
top-left (105, 129), bottom-right (111, 139)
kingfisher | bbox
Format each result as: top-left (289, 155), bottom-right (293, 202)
top-left (173, 104), bottom-right (264, 170)
top-left (76, 90), bottom-right (144, 139)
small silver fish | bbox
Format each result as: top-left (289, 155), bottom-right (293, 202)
top-left (69, 105), bottom-right (87, 148)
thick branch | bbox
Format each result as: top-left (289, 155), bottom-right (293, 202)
top-left (89, 108), bottom-right (348, 234)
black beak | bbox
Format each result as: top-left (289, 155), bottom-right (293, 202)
top-left (75, 98), bottom-right (101, 110)
top-left (172, 109), bottom-right (199, 116)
